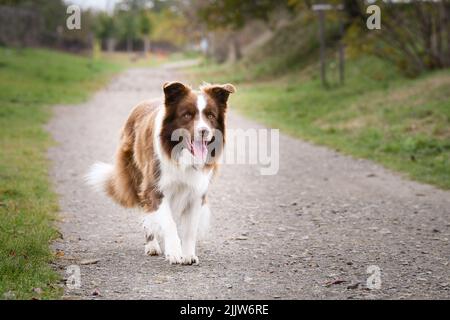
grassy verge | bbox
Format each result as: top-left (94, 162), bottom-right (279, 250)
top-left (190, 56), bottom-right (450, 189)
top-left (0, 47), bottom-right (122, 299)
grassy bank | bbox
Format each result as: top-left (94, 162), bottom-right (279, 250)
top-left (0, 48), bottom-right (122, 299)
top-left (190, 56), bottom-right (450, 189)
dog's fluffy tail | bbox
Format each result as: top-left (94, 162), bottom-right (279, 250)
top-left (85, 161), bottom-right (140, 208)
top-left (85, 162), bottom-right (114, 193)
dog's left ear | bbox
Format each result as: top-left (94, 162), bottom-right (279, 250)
top-left (163, 81), bottom-right (190, 105)
top-left (203, 83), bottom-right (236, 105)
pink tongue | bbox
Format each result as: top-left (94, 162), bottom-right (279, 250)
top-left (192, 140), bottom-right (207, 162)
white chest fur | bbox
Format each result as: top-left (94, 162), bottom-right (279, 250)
top-left (159, 161), bottom-right (211, 193)
top-left (154, 107), bottom-right (212, 209)
top-left (157, 155), bottom-right (212, 218)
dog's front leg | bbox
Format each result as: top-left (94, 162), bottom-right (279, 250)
top-left (179, 198), bottom-right (202, 265)
top-left (143, 198), bottom-right (183, 264)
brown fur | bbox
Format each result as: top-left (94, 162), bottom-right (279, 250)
top-left (102, 82), bottom-right (235, 213)
top-left (106, 100), bottom-right (163, 211)
top-left (160, 82), bottom-right (234, 172)
top-left (201, 83), bottom-right (234, 171)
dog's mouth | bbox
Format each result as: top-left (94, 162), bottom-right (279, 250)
top-left (189, 139), bottom-right (208, 163)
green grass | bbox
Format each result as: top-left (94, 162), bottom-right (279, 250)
top-left (190, 55), bottom-right (450, 189)
top-left (0, 47), bottom-right (122, 299)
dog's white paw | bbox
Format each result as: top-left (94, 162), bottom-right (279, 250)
top-left (182, 254), bottom-right (199, 265)
top-left (164, 241), bottom-right (183, 265)
top-left (165, 252), bottom-right (184, 265)
top-left (144, 240), bottom-right (162, 256)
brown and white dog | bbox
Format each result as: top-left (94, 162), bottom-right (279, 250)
top-left (86, 81), bottom-right (235, 265)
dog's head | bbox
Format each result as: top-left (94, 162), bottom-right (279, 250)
top-left (160, 81), bottom-right (235, 167)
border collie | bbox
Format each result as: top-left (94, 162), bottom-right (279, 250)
top-left (86, 81), bottom-right (235, 265)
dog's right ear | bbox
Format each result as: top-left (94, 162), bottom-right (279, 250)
top-left (163, 81), bottom-right (189, 105)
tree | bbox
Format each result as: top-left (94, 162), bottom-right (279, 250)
top-left (115, 0), bottom-right (152, 52)
top-left (0, 0), bottom-right (67, 45)
top-left (140, 11), bottom-right (153, 53)
top-left (117, 10), bottom-right (139, 52)
top-left (94, 12), bottom-right (117, 52)
top-left (193, 0), bottom-right (294, 61)
top-left (350, 0), bottom-right (450, 76)
top-left (197, 0), bottom-right (287, 30)
top-left (148, 7), bottom-right (190, 48)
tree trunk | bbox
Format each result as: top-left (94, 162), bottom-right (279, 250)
top-left (106, 38), bottom-right (115, 53)
top-left (144, 37), bottom-right (151, 55)
top-left (127, 37), bottom-right (133, 53)
top-left (441, 2), bottom-right (450, 67)
top-left (226, 34), bottom-right (242, 63)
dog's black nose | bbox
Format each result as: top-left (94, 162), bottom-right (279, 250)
top-left (198, 127), bottom-right (210, 138)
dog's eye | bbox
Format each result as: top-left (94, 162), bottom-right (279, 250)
top-left (207, 114), bottom-right (215, 120)
top-left (183, 113), bottom-right (192, 119)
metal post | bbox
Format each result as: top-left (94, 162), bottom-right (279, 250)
top-left (318, 10), bottom-right (327, 88)
top-left (313, 3), bottom-right (345, 88)
top-left (339, 12), bottom-right (345, 85)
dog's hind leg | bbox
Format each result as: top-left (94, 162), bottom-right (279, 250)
top-left (144, 232), bottom-right (162, 256)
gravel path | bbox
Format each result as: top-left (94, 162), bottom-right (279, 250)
top-left (48, 64), bottom-right (450, 300)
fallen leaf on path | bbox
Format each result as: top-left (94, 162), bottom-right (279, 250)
top-left (324, 279), bottom-right (346, 287)
top-left (55, 250), bottom-right (65, 258)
